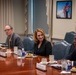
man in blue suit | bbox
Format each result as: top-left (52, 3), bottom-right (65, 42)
top-left (4, 25), bottom-right (23, 49)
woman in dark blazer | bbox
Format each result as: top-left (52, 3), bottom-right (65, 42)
top-left (33, 28), bottom-right (52, 57)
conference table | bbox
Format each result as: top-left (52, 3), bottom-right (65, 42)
top-left (0, 49), bottom-right (76, 75)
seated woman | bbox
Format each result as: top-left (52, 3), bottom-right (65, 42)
top-left (33, 28), bottom-right (52, 57)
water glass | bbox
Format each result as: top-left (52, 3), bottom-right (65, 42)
top-left (49, 55), bottom-right (54, 62)
top-left (41, 58), bottom-right (47, 63)
top-left (61, 60), bottom-right (67, 71)
top-left (17, 50), bottom-right (22, 57)
top-left (14, 46), bottom-right (18, 54)
top-left (6, 49), bottom-right (11, 57)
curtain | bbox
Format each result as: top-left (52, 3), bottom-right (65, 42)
top-left (46, 0), bottom-right (53, 41)
top-left (0, 0), bottom-right (14, 43)
top-left (24, 0), bottom-right (28, 34)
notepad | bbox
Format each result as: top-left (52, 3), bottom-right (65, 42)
top-left (60, 71), bottom-right (71, 74)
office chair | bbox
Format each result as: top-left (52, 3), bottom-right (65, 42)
top-left (23, 36), bottom-right (34, 53)
top-left (64, 32), bottom-right (76, 44)
top-left (52, 41), bottom-right (71, 60)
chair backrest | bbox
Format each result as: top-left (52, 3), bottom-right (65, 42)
top-left (23, 37), bottom-right (34, 53)
top-left (64, 32), bottom-right (76, 44)
top-left (52, 40), bottom-right (71, 60)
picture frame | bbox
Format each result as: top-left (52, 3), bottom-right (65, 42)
top-left (56, 1), bottom-right (72, 19)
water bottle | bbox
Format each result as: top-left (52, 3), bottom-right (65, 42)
top-left (22, 48), bottom-right (25, 57)
top-left (67, 60), bottom-right (72, 71)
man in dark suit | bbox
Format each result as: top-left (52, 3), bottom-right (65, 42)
top-left (4, 25), bottom-right (23, 49)
top-left (66, 36), bottom-right (76, 61)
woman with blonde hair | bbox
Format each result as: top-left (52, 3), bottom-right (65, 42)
top-left (33, 28), bottom-right (52, 57)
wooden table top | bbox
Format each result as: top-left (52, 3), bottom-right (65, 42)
top-left (0, 52), bottom-right (76, 75)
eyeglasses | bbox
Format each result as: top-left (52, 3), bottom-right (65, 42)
top-left (4, 29), bottom-right (11, 32)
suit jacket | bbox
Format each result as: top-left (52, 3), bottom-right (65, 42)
top-left (67, 49), bottom-right (76, 61)
top-left (66, 43), bottom-right (76, 61)
top-left (34, 39), bottom-right (52, 57)
top-left (69, 43), bottom-right (75, 54)
top-left (6, 33), bottom-right (23, 49)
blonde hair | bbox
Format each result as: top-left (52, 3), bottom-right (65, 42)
top-left (34, 28), bottom-right (46, 43)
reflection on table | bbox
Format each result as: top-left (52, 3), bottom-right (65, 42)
top-left (0, 48), bottom-right (76, 75)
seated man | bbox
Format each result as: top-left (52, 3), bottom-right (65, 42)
top-left (66, 36), bottom-right (76, 61)
top-left (4, 25), bottom-right (23, 49)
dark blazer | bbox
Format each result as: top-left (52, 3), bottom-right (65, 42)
top-left (67, 50), bottom-right (76, 61)
top-left (6, 33), bottom-right (23, 49)
top-left (66, 43), bottom-right (76, 61)
top-left (34, 39), bottom-right (52, 57)
top-left (69, 43), bottom-right (75, 54)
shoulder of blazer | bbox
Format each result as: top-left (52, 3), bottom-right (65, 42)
top-left (42, 39), bottom-right (49, 44)
top-left (12, 33), bottom-right (19, 42)
top-left (43, 40), bottom-right (51, 47)
top-left (12, 33), bottom-right (20, 39)
top-left (34, 42), bottom-right (38, 46)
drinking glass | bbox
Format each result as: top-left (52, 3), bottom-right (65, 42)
top-left (17, 49), bottom-right (22, 57)
top-left (14, 46), bottom-right (18, 54)
top-left (6, 49), bottom-right (11, 57)
top-left (49, 55), bottom-right (54, 62)
top-left (61, 60), bottom-right (67, 71)
top-left (41, 58), bottom-right (47, 63)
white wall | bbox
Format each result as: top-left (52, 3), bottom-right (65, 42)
top-left (52, 0), bottom-right (76, 39)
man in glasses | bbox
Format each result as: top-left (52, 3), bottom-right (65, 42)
top-left (4, 25), bottom-right (23, 49)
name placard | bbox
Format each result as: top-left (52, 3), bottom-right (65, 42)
top-left (36, 63), bottom-right (46, 71)
top-left (0, 52), bottom-right (6, 57)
